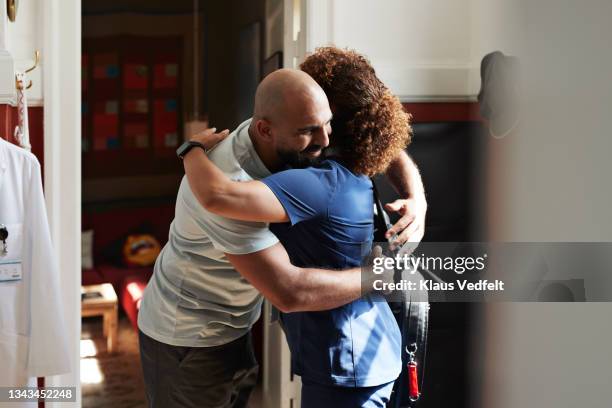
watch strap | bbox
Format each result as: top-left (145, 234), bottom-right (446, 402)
top-left (177, 141), bottom-right (208, 159)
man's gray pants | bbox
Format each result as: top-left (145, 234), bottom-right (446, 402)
top-left (139, 330), bottom-right (259, 408)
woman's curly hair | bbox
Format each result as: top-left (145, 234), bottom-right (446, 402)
top-left (300, 47), bottom-right (412, 177)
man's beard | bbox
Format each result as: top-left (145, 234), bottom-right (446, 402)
top-left (277, 147), bottom-right (326, 169)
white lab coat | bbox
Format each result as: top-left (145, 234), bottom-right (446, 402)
top-left (0, 139), bottom-right (70, 407)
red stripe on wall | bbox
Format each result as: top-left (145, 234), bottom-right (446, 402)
top-left (3, 103), bottom-right (480, 158)
top-left (2, 102), bottom-right (483, 177)
top-left (0, 104), bottom-right (45, 169)
top-left (403, 102), bottom-right (482, 123)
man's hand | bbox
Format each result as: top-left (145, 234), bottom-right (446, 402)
top-left (384, 196), bottom-right (427, 248)
top-left (190, 127), bottom-right (230, 151)
top-left (383, 151), bottom-right (428, 248)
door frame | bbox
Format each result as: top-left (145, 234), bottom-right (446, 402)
top-left (42, 0), bottom-right (82, 406)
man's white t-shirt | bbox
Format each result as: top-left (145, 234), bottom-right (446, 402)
top-left (138, 119), bottom-right (279, 347)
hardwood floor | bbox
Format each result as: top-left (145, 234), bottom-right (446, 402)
top-left (81, 315), bottom-right (263, 407)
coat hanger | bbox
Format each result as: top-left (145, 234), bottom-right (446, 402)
top-left (15, 51), bottom-right (40, 91)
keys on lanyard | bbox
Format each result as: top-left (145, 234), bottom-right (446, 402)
top-left (407, 343), bottom-right (421, 402)
top-left (0, 224), bottom-right (8, 256)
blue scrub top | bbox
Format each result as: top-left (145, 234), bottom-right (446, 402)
top-left (262, 159), bottom-right (402, 387)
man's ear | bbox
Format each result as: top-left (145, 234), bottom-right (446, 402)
top-left (255, 119), bottom-right (274, 142)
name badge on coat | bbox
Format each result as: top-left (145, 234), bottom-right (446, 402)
top-left (0, 223), bottom-right (23, 282)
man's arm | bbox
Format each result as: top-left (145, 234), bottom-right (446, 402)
top-left (183, 129), bottom-right (289, 223)
top-left (225, 243), bottom-right (388, 313)
top-left (383, 151), bottom-right (428, 245)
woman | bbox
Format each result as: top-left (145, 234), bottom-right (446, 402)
top-left (185, 47), bottom-right (411, 407)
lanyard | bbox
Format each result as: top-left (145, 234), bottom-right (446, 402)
top-left (14, 71), bottom-right (31, 152)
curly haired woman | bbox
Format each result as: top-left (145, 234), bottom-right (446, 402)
top-left (183, 47), bottom-right (413, 407)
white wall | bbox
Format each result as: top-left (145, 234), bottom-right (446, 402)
top-left (469, 0), bottom-right (525, 61)
top-left (303, 0), bottom-right (479, 101)
top-left (468, 0), bottom-right (526, 97)
top-left (487, 0), bottom-right (612, 242)
top-left (299, 0), bottom-right (534, 101)
top-left (478, 1), bottom-right (612, 407)
top-left (3, 0), bottom-right (43, 105)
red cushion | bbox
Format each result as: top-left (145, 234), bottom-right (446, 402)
top-left (121, 275), bottom-right (151, 330)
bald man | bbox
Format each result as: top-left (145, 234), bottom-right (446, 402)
top-left (138, 69), bottom-right (422, 408)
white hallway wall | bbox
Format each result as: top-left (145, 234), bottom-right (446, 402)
top-left (304, 0), bottom-right (498, 101)
top-left (5, 0), bottom-right (43, 105)
top-left (476, 1), bottom-right (612, 408)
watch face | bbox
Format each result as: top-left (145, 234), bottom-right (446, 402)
top-left (176, 141), bottom-right (191, 158)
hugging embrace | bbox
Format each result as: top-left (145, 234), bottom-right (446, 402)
top-left (138, 47), bottom-right (427, 408)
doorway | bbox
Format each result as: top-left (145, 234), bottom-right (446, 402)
top-left (78, 1), bottom-right (284, 407)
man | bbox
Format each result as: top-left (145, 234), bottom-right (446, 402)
top-left (138, 68), bottom-right (426, 407)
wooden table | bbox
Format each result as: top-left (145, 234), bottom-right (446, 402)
top-left (81, 283), bottom-right (118, 353)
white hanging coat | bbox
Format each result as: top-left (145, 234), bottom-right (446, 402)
top-left (0, 139), bottom-right (70, 406)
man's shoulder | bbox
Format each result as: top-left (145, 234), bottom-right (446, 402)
top-left (207, 120), bottom-right (257, 180)
top-left (207, 132), bottom-right (240, 169)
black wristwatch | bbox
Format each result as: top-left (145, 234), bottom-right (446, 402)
top-left (176, 141), bottom-right (208, 160)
